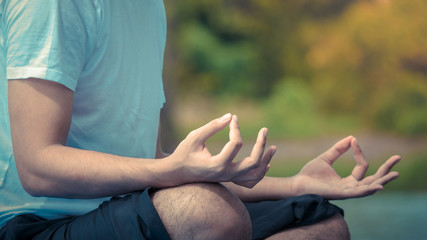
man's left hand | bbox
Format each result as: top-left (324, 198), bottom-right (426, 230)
top-left (291, 136), bottom-right (400, 200)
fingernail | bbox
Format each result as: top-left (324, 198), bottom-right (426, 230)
top-left (271, 148), bottom-right (276, 157)
top-left (263, 128), bottom-right (268, 138)
top-left (221, 113), bottom-right (232, 121)
top-left (355, 139), bottom-right (362, 149)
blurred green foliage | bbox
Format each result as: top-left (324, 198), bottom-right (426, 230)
top-left (164, 0), bottom-right (427, 137)
top-left (263, 79), bottom-right (321, 137)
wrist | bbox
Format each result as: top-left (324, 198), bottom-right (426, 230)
top-left (287, 175), bottom-right (300, 197)
top-left (156, 150), bottom-right (170, 159)
top-left (271, 175), bottom-right (302, 199)
top-left (289, 174), bottom-right (310, 197)
top-left (145, 154), bottom-right (185, 188)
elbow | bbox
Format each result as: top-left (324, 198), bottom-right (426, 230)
top-left (15, 157), bottom-right (50, 197)
top-left (21, 183), bottom-right (43, 197)
top-left (17, 170), bottom-right (46, 197)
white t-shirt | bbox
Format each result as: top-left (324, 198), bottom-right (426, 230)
top-left (0, 0), bottom-right (166, 226)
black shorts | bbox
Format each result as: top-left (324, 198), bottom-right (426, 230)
top-left (0, 189), bottom-right (342, 240)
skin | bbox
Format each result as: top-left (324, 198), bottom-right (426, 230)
top-left (224, 136), bottom-right (400, 202)
top-left (8, 77), bottom-right (400, 238)
top-left (8, 78), bottom-right (276, 198)
top-left (265, 213), bottom-right (350, 240)
top-left (151, 183), bottom-right (253, 240)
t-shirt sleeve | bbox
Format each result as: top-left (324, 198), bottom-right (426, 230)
top-left (4, 0), bottom-right (96, 91)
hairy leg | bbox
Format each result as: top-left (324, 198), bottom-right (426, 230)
top-left (150, 183), bottom-right (252, 240)
top-left (265, 213), bottom-right (350, 240)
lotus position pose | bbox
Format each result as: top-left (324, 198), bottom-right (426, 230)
top-left (0, 0), bottom-right (399, 239)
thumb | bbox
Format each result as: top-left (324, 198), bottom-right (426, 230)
top-left (189, 113), bottom-right (232, 144)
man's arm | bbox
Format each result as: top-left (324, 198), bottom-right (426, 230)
top-left (224, 136), bottom-right (400, 202)
top-left (9, 78), bottom-right (177, 198)
top-left (9, 78), bottom-right (275, 199)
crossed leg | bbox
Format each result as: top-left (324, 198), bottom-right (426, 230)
top-left (265, 213), bottom-right (350, 240)
top-left (151, 183), bottom-right (350, 240)
top-left (151, 183), bottom-right (252, 240)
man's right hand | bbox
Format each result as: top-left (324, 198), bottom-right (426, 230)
top-left (167, 114), bottom-right (276, 188)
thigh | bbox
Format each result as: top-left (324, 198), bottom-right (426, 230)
top-left (245, 194), bottom-right (343, 240)
top-left (0, 189), bottom-right (170, 240)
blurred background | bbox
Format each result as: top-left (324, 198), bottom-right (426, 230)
top-left (162, 0), bottom-right (427, 239)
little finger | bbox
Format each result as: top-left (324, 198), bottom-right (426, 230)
top-left (371, 171), bottom-right (400, 187)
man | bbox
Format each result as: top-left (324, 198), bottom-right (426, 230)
top-left (0, 0), bottom-right (400, 239)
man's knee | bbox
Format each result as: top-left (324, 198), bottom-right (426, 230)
top-left (150, 183), bottom-right (252, 240)
top-left (321, 213), bottom-right (350, 240)
top-left (265, 213), bottom-right (350, 240)
top-left (300, 213), bottom-right (350, 240)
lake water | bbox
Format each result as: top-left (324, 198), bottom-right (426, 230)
top-left (332, 192), bottom-right (427, 240)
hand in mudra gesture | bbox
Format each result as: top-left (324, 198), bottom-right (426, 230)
top-left (292, 136), bottom-right (400, 200)
top-left (170, 113), bottom-right (276, 188)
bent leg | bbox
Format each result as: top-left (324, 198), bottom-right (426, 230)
top-left (150, 183), bottom-right (252, 240)
top-left (245, 194), bottom-right (344, 240)
top-left (0, 189), bottom-right (170, 240)
top-left (265, 213), bottom-right (350, 240)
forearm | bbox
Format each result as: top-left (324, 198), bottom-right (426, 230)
top-left (9, 78), bottom-right (278, 200)
top-left (18, 144), bottom-right (180, 199)
top-left (223, 176), bottom-right (297, 202)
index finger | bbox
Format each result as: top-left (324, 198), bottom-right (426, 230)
top-left (318, 136), bottom-right (353, 164)
top-left (214, 115), bottom-right (243, 163)
top-left (350, 138), bottom-right (369, 180)
top-left (189, 113), bottom-right (232, 144)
